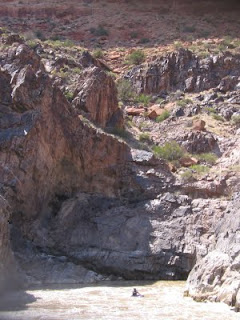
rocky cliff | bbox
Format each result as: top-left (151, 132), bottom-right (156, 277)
top-left (0, 31), bottom-right (239, 312)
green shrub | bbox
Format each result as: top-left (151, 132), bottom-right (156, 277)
top-left (93, 49), bottom-right (104, 59)
top-left (232, 115), bottom-right (240, 126)
top-left (107, 71), bottom-right (117, 79)
top-left (196, 153), bottom-right (217, 165)
top-left (182, 25), bottom-right (196, 33)
top-left (176, 98), bottom-right (193, 107)
top-left (211, 113), bottom-right (224, 122)
top-left (205, 107), bottom-right (217, 114)
top-left (155, 98), bottom-right (166, 105)
top-left (90, 25), bottom-right (109, 37)
top-left (117, 79), bottom-right (134, 102)
top-left (180, 169), bottom-right (194, 182)
top-left (64, 91), bottom-right (74, 102)
top-left (139, 132), bottom-right (150, 142)
top-left (156, 110), bottom-right (170, 122)
top-left (106, 127), bottom-right (129, 139)
top-left (72, 67), bottom-right (82, 74)
top-left (126, 50), bottom-right (145, 65)
top-left (130, 31), bottom-right (138, 39)
top-left (152, 141), bottom-right (185, 161)
top-left (26, 39), bottom-right (38, 49)
top-left (139, 38), bottom-right (150, 44)
top-left (190, 164), bottom-right (209, 175)
top-left (135, 94), bottom-right (151, 106)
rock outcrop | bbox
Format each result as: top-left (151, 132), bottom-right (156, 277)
top-left (72, 64), bottom-right (123, 128)
top-left (186, 193), bottom-right (240, 311)
top-left (127, 49), bottom-right (240, 95)
top-left (0, 39), bottom-right (239, 313)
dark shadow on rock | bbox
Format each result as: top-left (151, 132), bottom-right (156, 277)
top-left (0, 290), bottom-right (39, 312)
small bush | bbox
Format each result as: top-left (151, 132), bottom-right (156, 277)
top-left (107, 71), bottom-right (117, 79)
top-left (196, 153), bottom-right (217, 165)
top-left (90, 25), bottom-right (109, 37)
top-left (106, 127), bottom-right (129, 139)
top-left (153, 141), bottom-right (185, 161)
top-left (139, 132), bottom-right (150, 142)
top-left (180, 169), bottom-right (194, 182)
top-left (93, 49), bottom-right (104, 59)
top-left (176, 98), bottom-right (193, 107)
top-left (139, 38), bottom-right (150, 44)
top-left (27, 39), bottom-right (38, 49)
top-left (211, 113), bottom-right (224, 122)
top-left (190, 164), bottom-right (209, 175)
top-left (64, 91), bottom-right (74, 102)
top-left (72, 67), bottom-right (82, 74)
top-left (156, 110), bottom-right (170, 122)
top-left (130, 31), bottom-right (138, 39)
top-left (182, 25), bottom-right (196, 33)
top-left (232, 115), bottom-right (240, 126)
top-left (205, 107), bottom-right (217, 114)
top-left (126, 50), bottom-right (145, 65)
top-left (135, 94), bottom-right (151, 106)
top-left (155, 98), bottom-right (166, 105)
top-left (117, 79), bottom-right (134, 102)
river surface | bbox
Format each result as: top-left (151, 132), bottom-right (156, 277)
top-left (0, 281), bottom-right (238, 320)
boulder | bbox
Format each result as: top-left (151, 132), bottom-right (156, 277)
top-left (72, 66), bottom-right (123, 128)
top-left (193, 119), bottom-right (206, 131)
top-left (126, 106), bottom-right (145, 116)
top-left (180, 157), bottom-right (198, 167)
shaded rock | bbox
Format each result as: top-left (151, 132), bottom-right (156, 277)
top-left (181, 131), bottom-right (217, 154)
top-left (218, 76), bottom-right (239, 93)
top-left (127, 49), bottom-right (240, 95)
top-left (3, 34), bottom-right (24, 45)
top-left (186, 193), bottom-right (240, 310)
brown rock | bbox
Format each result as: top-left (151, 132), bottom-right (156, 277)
top-left (148, 105), bottom-right (165, 119)
top-left (193, 119), bottom-right (206, 131)
top-left (72, 65), bottom-right (123, 128)
top-left (180, 157), bottom-right (199, 167)
top-left (126, 107), bottom-right (145, 116)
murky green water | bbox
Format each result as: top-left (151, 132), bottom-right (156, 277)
top-left (0, 281), bottom-right (238, 320)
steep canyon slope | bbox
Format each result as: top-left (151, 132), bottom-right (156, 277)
top-left (0, 0), bottom-right (239, 313)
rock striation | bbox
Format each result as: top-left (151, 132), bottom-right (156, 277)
top-left (127, 49), bottom-right (240, 95)
top-left (0, 39), bottom-right (239, 312)
top-left (186, 193), bottom-right (240, 311)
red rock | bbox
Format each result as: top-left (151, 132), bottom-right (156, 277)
top-left (126, 107), bottom-right (145, 116)
top-left (193, 119), bottom-right (206, 131)
top-left (180, 157), bottom-right (199, 167)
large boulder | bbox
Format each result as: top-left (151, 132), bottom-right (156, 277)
top-left (72, 66), bottom-right (123, 128)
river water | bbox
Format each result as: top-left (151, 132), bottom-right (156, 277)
top-left (0, 281), bottom-right (238, 320)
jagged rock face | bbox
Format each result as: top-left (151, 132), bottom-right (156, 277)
top-left (72, 65), bottom-right (123, 128)
top-left (186, 193), bottom-right (240, 311)
top-left (0, 44), bottom-right (130, 289)
top-left (180, 131), bottom-right (218, 154)
top-left (127, 49), bottom-right (240, 95)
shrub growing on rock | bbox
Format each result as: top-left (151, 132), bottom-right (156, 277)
top-left (135, 94), bottom-right (151, 106)
top-left (196, 153), bottom-right (217, 165)
top-left (139, 132), bottom-right (150, 142)
top-left (126, 50), bottom-right (145, 65)
top-left (117, 79), bottom-right (134, 102)
top-left (156, 110), bottom-right (170, 122)
top-left (232, 115), bottom-right (240, 127)
top-left (153, 141), bottom-right (185, 161)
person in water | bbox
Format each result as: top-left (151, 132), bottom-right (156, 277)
top-left (132, 288), bottom-right (144, 297)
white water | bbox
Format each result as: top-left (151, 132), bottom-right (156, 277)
top-left (0, 281), bottom-right (238, 320)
